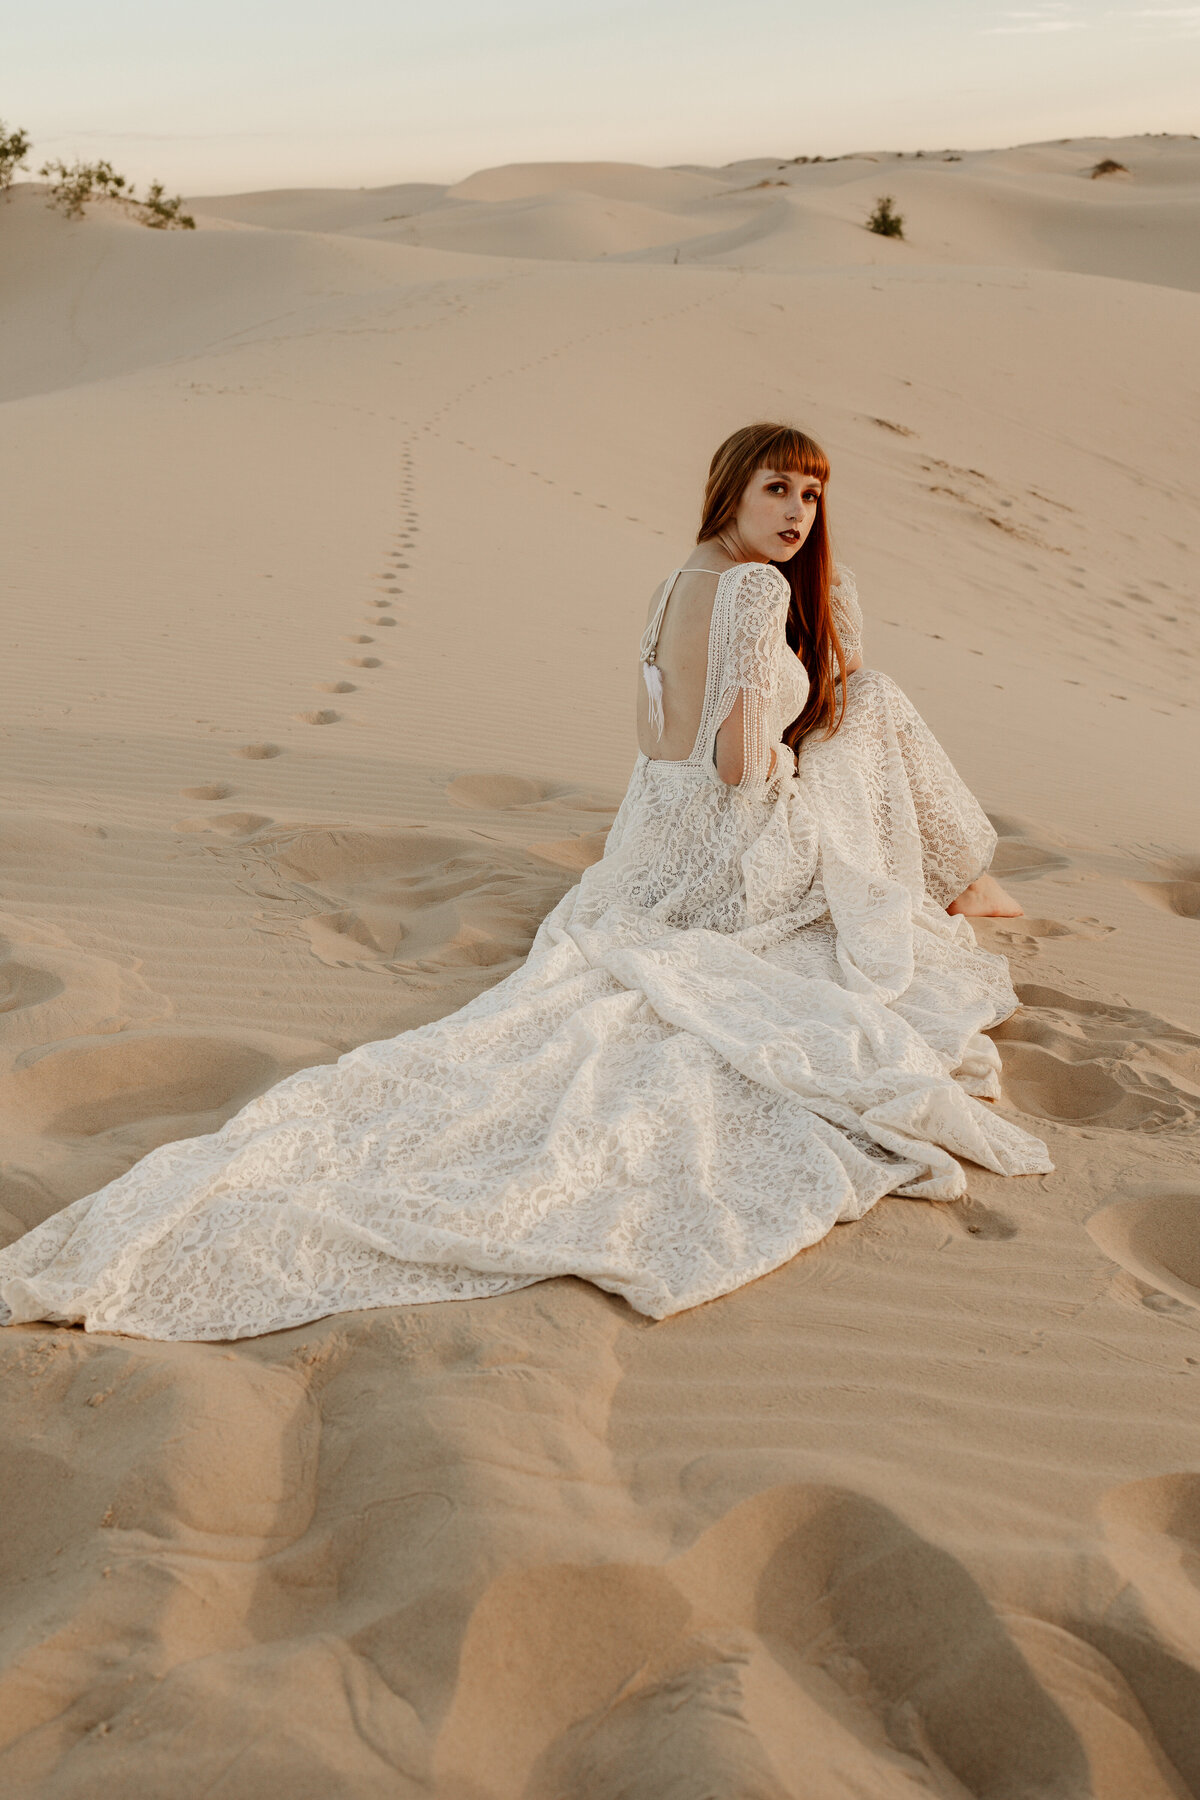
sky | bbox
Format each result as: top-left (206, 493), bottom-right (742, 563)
top-left (3, 0), bottom-right (1197, 195)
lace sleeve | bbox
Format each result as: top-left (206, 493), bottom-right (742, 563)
top-left (715, 563), bottom-right (793, 800)
top-left (831, 564), bottom-right (864, 666)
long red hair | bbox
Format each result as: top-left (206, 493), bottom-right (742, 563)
top-left (697, 422), bottom-right (845, 744)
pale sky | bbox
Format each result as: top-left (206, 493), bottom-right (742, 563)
top-left (4, 0), bottom-right (1197, 195)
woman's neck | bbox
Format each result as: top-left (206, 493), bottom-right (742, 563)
top-left (688, 532), bottom-right (770, 571)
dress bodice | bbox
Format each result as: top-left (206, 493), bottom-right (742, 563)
top-left (638, 561), bottom-right (809, 801)
top-left (638, 560), bottom-right (864, 802)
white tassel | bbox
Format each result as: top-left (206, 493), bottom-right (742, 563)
top-left (642, 660), bottom-right (665, 739)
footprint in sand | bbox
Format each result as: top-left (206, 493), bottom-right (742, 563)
top-left (1087, 1188), bottom-right (1200, 1313)
top-left (931, 1194), bottom-right (1019, 1239)
top-left (446, 774), bottom-right (619, 870)
top-left (0, 941), bottom-right (63, 1016)
top-left (180, 783), bottom-right (234, 800)
top-left (977, 915), bottom-right (1115, 954)
top-left (446, 773), bottom-right (557, 810)
top-left (0, 915), bottom-right (170, 1054)
top-left (444, 775), bottom-right (619, 815)
top-left (295, 710), bottom-right (341, 726)
top-left (437, 1484), bottom-right (1096, 1799)
top-left (174, 813), bottom-right (273, 839)
top-left (1098, 1470), bottom-right (1200, 1738)
top-left (1130, 859), bottom-right (1200, 922)
top-left (316, 682), bottom-right (356, 694)
top-left (0, 1167), bottom-right (66, 1239)
top-left (233, 744), bottom-right (282, 760)
top-left (994, 984), bottom-right (1200, 1133)
top-left (524, 831), bottom-right (612, 874)
top-left (342, 634), bottom-right (374, 645)
top-left (344, 657), bottom-right (382, 669)
top-left (256, 825), bottom-right (572, 978)
top-left (0, 1028), bottom-right (327, 1148)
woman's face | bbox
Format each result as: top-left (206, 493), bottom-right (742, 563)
top-left (734, 466), bottom-right (823, 562)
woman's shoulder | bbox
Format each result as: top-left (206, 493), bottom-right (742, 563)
top-left (830, 563), bottom-right (865, 662)
top-left (831, 563), bottom-right (862, 618)
top-left (725, 560), bottom-right (791, 608)
top-left (671, 559), bottom-right (790, 616)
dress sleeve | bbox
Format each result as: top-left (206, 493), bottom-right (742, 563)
top-left (831, 564), bottom-right (864, 667)
top-left (716, 563), bottom-right (794, 800)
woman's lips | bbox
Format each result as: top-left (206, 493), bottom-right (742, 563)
top-left (778, 529), bottom-right (799, 542)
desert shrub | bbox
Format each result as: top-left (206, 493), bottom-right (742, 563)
top-left (866, 195), bottom-right (905, 238)
top-left (38, 156), bottom-right (194, 228)
top-left (136, 181), bottom-right (195, 230)
top-left (1090, 158), bottom-right (1129, 178)
top-left (0, 120), bottom-right (31, 194)
top-left (39, 157), bottom-right (132, 217)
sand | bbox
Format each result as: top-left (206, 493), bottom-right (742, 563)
top-left (0, 132), bottom-right (1198, 1796)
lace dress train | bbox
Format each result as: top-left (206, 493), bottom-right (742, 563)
top-left (0, 564), bottom-right (1051, 1339)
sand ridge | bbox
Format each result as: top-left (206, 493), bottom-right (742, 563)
top-left (188, 134), bottom-right (1200, 290)
top-left (1, 136), bottom-right (1199, 1794)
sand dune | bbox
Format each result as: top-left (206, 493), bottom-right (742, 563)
top-left (1, 135), bottom-right (1199, 1794)
top-left (190, 134), bottom-right (1200, 289)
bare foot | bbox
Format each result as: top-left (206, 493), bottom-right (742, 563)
top-left (947, 874), bottom-right (1024, 918)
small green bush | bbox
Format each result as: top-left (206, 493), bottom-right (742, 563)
top-left (0, 120), bottom-right (31, 194)
top-left (866, 195), bottom-right (905, 239)
top-left (39, 157), bottom-right (132, 217)
top-left (38, 156), bottom-right (195, 228)
top-left (136, 180), bottom-right (196, 230)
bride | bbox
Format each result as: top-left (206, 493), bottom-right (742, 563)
top-left (0, 422), bottom-right (1052, 1341)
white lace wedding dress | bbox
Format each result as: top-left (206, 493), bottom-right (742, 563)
top-left (0, 562), bottom-right (1051, 1340)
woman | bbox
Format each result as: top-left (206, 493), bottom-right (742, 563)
top-left (0, 423), bottom-right (1051, 1341)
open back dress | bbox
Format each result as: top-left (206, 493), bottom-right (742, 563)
top-left (0, 561), bottom-right (1051, 1339)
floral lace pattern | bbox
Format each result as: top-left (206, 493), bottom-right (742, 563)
top-left (831, 565), bottom-right (865, 665)
top-left (0, 566), bottom-right (1052, 1340)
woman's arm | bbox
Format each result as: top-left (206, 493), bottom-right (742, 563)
top-left (832, 567), bottom-right (864, 675)
top-left (712, 565), bottom-right (793, 794)
top-left (714, 697), bottom-right (785, 787)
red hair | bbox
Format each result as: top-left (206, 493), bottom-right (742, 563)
top-left (697, 422), bottom-right (845, 743)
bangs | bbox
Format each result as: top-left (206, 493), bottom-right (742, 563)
top-left (756, 427), bottom-right (830, 483)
